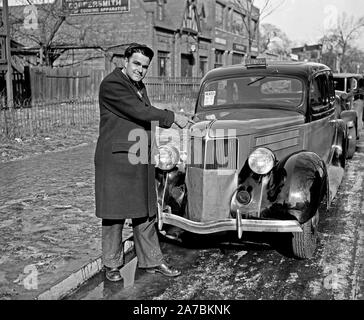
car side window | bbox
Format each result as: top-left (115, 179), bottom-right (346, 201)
top-left (347, 78), bottom-right (353, 92)
top-left (310, 72), bottom-right (335, 121)
top-left (310, 73), bottom-right (330, 107)
top-left (358, 78), bottom-right (364, 90)
top-left (310, 77), bottom-right (323, 107)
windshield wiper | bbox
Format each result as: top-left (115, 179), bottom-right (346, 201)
top-left (247, 76), bottom-right (266, 86)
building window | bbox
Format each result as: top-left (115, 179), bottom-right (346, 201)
top-left (227, 8), bottom-right (233, 32)
top-left (181, 54), bottom-right (193, 77)
top-left (216, 2), bottom-right (224, 29)
top-left (0, 37), bottom-right (6, 62)
top-left (158, 51), bottom-right (169, 77)
top-left (182, 0), bottom-right (200, 32)
top-left (250, 19), bottom-right (257, 38)
top-left (232, 11), bottom-right (244, 35)
top-left (214, 49), bottom-right (224, 68)
top-left (311, 51), bottom-right (319, 60)
top-left (232, 53), bottom-right (244, 65)
top-left (199, 56), bottom-right (208, 77)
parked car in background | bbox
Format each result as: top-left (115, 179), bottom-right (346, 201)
top-left (333, 73), bottom-right (364, 157)
top-left (154, 59), bottom-right (349, 260)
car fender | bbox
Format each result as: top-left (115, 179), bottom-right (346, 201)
top-left (262, 151), bottom-right (327, 224)
top-left (330, 118), bottom-right (347, 168)
top-left (340, 110), bottom-right (357, 129)
top-left (156, 168), bottom-right (187, 215)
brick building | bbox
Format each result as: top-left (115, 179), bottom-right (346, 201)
top-left (291, 44), bottom-right (323, 63)
top-left (10, 0), bottom-right (260, 77)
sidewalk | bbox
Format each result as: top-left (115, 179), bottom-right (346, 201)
top-left (0, 143), bottom-right (133, 300)
top-left (0, 104), bottom-right (180, 300)
top-left (357, 129), bottom-right (364, 153)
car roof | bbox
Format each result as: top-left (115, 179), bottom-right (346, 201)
top-left (202, 61), bottom-right (331, 82)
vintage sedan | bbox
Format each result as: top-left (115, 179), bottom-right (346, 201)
top-left (333, 73), bottom-right (364, 157)
top-left (154, 60), bottom-right (348, 259)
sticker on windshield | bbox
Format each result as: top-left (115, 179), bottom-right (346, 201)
top-left (204, 91), bottom-right (216, 106)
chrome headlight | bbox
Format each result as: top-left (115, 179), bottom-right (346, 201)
top-left (155, 145), bottom-right (180, 171)
top-left (248, 148), bottom-right (276, 175)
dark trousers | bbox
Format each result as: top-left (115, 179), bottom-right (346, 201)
top-left (102, 216), bottom-right (164, 269)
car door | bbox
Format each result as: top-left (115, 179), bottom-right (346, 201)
top-left (305, 71), bottom-right (336, 163)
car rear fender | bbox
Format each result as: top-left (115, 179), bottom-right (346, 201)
top-left (340, 110), bottom-right (357, 130)
top-left (262, 151), bottom-right (328, 224)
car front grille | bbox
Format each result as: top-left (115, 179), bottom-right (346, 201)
top-left (189, 137), bottom-right (238, 170)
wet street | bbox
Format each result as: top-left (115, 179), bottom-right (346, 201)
top-left (0, 144), bottom-right (101, 300)
top-left (66, 151), bottom-right (364, 300)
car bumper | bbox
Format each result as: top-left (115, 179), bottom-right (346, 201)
top-left (158, 206), bottom-right (303, 238)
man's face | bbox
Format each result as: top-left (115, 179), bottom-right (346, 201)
top-left (124, 52), bottom-right (151, 82)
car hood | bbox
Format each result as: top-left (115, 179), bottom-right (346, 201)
top-left (192, 108), bottom-right (305, 137)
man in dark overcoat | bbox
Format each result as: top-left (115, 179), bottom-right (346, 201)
top-left (95, 43), bottom-right (190, 281)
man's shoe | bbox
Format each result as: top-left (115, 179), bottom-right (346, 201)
top-left (145, 263), bottom-right (181, 277)
top-left (105, 267), bottom-right (122, 282)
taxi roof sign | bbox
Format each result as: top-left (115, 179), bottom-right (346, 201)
top-left (245, 58), bottom-right (267, 68)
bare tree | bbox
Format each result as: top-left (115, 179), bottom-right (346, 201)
top-left (232, 0), bottom-right (285, 57)
top-left (9, 0), bottom-right (69, 66)
top-left (259, 22), bottom-right (291, 55)
top-left (9, 0), bottom-right (106, 67)
top-left (321, 12), bottom-right (364, 72)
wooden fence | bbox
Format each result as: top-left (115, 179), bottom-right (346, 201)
top-left (30, 67), bottom-right (106, 102)
top-left (0, 68), bottom-right (201, 139)
top-left (29, 67), bottom-right (201, 104)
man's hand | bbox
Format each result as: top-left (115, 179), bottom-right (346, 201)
top-left (174, 113), bottom-right (194, 129)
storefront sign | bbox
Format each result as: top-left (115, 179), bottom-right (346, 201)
top-left (157, 35), bottom-right (170, 44)
top-left (290, 53), bottom-right (299, 61)
top-left (215, 37), bottom-right (227, 45)
top-left (198, 42), bottom-right (209, 50)
top-left (63, 0), bottom-right (130, 15)
top-left (233, 43), bottom-right (247, 53)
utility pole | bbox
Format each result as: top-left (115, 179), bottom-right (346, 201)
top-left (0, 0), bottom-right (13, 108)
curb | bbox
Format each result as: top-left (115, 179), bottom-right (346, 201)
top-left (357, 142), bottom-right (364, 153)
top-left (36, 237), bottom-right (135, 300)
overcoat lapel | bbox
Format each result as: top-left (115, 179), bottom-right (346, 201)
top-left (117, 68), bottom-right (150, 106)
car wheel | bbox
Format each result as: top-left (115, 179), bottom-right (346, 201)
top-left (291, 211), bottom-right (319, 259)
top-left (347, 126), bottom-right (357, 159)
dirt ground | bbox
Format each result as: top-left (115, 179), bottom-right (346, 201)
top-left (0, 125), bottom-right (99, 163)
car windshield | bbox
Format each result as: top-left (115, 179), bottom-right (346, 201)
top-left (199, 76), bottom-right (304, 109)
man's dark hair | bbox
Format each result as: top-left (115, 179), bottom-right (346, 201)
top-left (124, 43), bottom-right (154, 61)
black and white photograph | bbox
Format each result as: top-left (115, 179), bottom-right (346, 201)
top-left (0, 0), bottom-right (363, 308)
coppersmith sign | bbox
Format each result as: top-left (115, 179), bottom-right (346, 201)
top-left (63, 0), bottom-right (130, 15)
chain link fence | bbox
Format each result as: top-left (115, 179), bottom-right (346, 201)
top-left (0, 97), bottom-right (99, 140)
